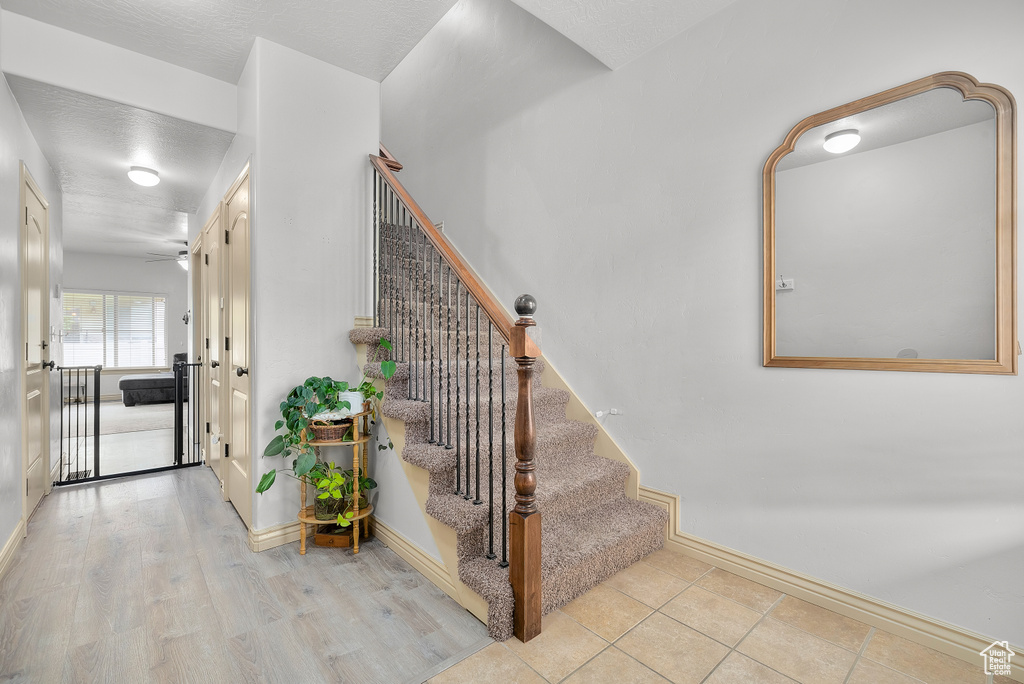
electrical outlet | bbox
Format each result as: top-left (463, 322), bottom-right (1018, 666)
top-left (776, 277), bottom-right (795, 292)
top-left (594, 410), bottom-right (605, 418)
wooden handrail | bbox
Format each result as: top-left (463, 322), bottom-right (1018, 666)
top-left (378, 143), bottom-right (403, 171)
top-left (370, 154), bottom-right (518, 343)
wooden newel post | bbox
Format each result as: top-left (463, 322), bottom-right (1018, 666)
top-left (509, 293), bottom-right (542, 642)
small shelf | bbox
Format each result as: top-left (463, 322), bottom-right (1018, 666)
top-left (298, 503), bottom-right (373, 525)
top-left (305, 435), bottom-right (371, 446)
top-left (297, 409), bottom-right (374, 556)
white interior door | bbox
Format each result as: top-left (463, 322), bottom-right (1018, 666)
top-left (202, 204), bottom-right (225, 488)
top-left (21, 164), bottom-right (49, 521)
top-left (224, 166), bottom-right (252, 528)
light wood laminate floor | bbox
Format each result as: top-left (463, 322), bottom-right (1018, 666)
top-left (0, 467), bottom-right (490, 683)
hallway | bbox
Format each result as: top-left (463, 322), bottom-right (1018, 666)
top-left (0, 467), bottom-right (490, 683)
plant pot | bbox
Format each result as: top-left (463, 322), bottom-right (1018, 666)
top-left (336, 391), bottom-right (367, 417)
top-left (314, 495), bottom-right (342, 521)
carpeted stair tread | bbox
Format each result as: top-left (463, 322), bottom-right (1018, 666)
top-left (381, 385), bottom-right (570, 431)
top-left (457, 497), bottom-right (668, 641)
top-left (400, 411), bottom-right (596, 474)
top-left (422, 452), bottom-right (629, 531)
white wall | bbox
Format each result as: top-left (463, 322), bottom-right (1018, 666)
top-left (194, 40), bottom-right (438, 554)
top-left (382, 0), bottom-right (1024, 640)
top-left (0, 6), bottom-right (64, 548)
top-left (776, 121), bottom-right (996, 359)
top-left (0, 10), bottom-right (236, 133)
top-left (62, 251), bottom-right (189, 395)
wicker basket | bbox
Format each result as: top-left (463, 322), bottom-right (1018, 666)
top-left (308, 419), bottom-right (353, 442)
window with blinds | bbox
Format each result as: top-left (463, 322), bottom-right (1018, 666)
top-left (62, 291), bottom-right (167, 368)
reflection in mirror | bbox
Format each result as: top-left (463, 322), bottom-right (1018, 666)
top-left (776, 88), bottom-right (995, 359)
top-left (764, 72), bottom-right (1016, 374)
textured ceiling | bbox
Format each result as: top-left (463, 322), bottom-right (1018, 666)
top-left (508, 0), bottom-right (742, 69)
top-left (6, 75), bottom-right (234, 256)
top-left (777, 87), bottom-right (995, 172)
top-left (0, 0), bottom-right (459, 83)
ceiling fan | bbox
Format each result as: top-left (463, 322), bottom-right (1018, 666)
top-left (146, 241), bottom-right (189, 270)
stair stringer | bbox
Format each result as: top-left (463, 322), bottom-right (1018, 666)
top-left (537, 355), bottom-right (641, 499)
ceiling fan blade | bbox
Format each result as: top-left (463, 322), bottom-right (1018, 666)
top-left (145, 258), bottom-right (176, 263)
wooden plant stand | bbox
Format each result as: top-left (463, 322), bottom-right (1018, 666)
top-left (297, 409), bottom-right (373, 555)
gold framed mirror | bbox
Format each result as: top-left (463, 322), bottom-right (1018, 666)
top-left (763, 72), bottom-right (1016, 374)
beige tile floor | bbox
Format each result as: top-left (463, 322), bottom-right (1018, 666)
top-left (429, 547), bottom-right (1008, 684)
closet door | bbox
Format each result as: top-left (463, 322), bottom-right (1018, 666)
top-left (223, 165), bottom-right (252, 527)
top-left (202, 203), bottom-right (225, 489)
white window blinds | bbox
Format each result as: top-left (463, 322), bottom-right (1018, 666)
top-left (62, 292), bottom-right (167, 368)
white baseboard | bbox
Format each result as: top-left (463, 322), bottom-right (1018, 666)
top-left (639, 486), bottom-right (1022, 682)
top-left (372, 518), bottom-right (460, 603)
top-left (247, 519), bottom-right (301, 552)
top-left (0, 518), bottom-right (26, 584)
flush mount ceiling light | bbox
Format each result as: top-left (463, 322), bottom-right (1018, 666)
top-left (823, 129), bottom-right (861, 154)
top-left (128, 166), bottom-right (160, 186)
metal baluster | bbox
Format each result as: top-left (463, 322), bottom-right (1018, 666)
top-left (500, 348), bottom-right (508, 567)
top-left (417, 226), bottom-right (423, 401)
top-left (405, 210), bottom-right (412, 397)
top-left (487, 323), bottom-right (495, 558)
top-left (429, 247), bottom-right (436, 442)
top-left (464, 292), bottom-right (472, 501)
top-left (435, 255), bottom-right (443, 444)
top-left (373, 172), bottom-right (378, 327)
top-left (474, 305), bottom-right (481, 505)
top-left (420, 229), bottom-right (427, 401)
top-left (445, 267), bottom-right (453, 451)
top-left (454, 280), bottom-right (461, 493)
top-left (396, 195), bottom-right (402, 349)
top-left (398, 203), bottom-right (405, 371)
top-left (380, 176), bottom-right (386, 329)
top-left (388, 189), bottom-right (395, 342)
top-left (422, 234), bottom-right (429, 403)
top-left (416, 227), bottom-right (423, 401)
top-left (413, 224), bottom-right (420, 401)
top-left (403, 214), bottom-right (411, 397)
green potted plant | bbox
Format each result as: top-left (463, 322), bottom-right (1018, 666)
top-left (256, 337), bottom-right (395, 496)
top-left (339, 468), bottom-right (378, 512)
top-left (311, 461), bottom-right (346, 521)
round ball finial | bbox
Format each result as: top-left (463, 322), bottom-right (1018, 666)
top-left (514, 294), bottom-right (537, 318)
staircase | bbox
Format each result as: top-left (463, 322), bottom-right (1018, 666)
top-left (354, 151), bottom-right (667, 641)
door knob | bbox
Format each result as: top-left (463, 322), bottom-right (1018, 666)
top-left (236, 366), bottom-right (249, 377)
top-left (42, 360), bottom-right (55, 370)
top-left (211, 360), bottom-right (220, 368)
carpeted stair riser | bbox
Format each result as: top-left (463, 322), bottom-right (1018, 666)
top-left (349, 326), bottom-right (668, 642)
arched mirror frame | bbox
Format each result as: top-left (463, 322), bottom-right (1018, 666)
top-left (763, 71), bottom-right (1017, 374)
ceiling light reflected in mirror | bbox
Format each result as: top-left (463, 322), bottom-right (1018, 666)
top-left (128, 165), bottom-right (160, 186)
top-left (822, 129), bottom-right (861, 154)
